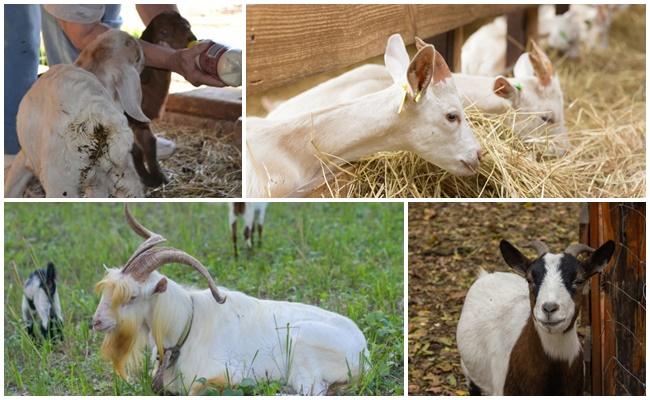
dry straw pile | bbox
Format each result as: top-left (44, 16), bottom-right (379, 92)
top-left (315, 6), bottom-right (645, 198)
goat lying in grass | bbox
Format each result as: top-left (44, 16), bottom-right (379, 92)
top-left (22, 262), bottom-right (63, 341)
top-left (92, 204), bottom-right (368, 395)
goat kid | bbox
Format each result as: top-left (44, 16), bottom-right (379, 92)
top-left (247, 34), bottom-right (481, 197)
top-left (228, 202), bottom-right (268, 258)
top-left (130, 11), bottom-right (197, 187)
top-left (5, 30), bottom-right (148, 197)
top-left (92, 205), bottom-right (368, 395)
top-left (22, 262), bottom-right (64, 341)
top-left (456, 239), bottom-right (615, 395)
top-left (267, 39), bottom-right (567, 156)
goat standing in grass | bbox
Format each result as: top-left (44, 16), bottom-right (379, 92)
top-left (92, 204), bottom-right (368, 395)
top-left (22, 262), bottom-right (64, 341)
top-left (228, 202), bottom-right (268, 257)
top-left (457, 239), bottom-right (615, 395)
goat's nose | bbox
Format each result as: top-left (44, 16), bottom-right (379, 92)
top-left (542, 302), bottom-right (559, 314)
top-left (476, 149), bottom-right (484, 162)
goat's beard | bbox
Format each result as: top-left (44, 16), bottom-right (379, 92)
top-left (100, 311), bottom-right (147, 379)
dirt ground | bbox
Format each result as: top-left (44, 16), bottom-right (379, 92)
top-left (408, 202), bottom-right (582, 395)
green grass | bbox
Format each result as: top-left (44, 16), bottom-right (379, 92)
top-left (4, 202), bottom-right (404, 395)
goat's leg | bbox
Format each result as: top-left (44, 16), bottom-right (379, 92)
top-left (257, 224), bottom-right (263, 248)
top-left (256, 207), bottom-right (267, 247)
top-left (128, 117), bottom-right (167, 187)
top-left (4, 150), bottom-right (34, 198)
top-left (231, 221), bottom-right (238, 258)
top-left (243, 209), bottom-right (256, 254)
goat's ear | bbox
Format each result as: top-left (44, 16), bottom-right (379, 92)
top-left (414, 36), bottom-right (428, 51)
top-left (493, 76), bottom-right (518, 100)
top-left (500, 240), bottom-right (531, 276)
top-left (152, 277), bottom-right (167, 295)
top-left (115, 65), bottom-right (150, 123)
top-left (406, 45), bottom-right (434, 101)
top-left (432, 50), bottom-right (452, 84)
top-left (46, 262), bottom-right (57, 282)
top-left (582, 240), bottom-right (615, 278)
top-left (384, 33), bottom-right (410, 86)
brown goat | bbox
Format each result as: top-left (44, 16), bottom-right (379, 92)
top-left (130, 11), bottom-right (196, 187)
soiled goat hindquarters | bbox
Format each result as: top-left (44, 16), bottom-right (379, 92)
top-left (5, 30), bottom-right (149, 198)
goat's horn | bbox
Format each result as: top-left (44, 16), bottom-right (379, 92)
top-left (565, 243), bottom-right (595, 257)
top-left (121, 204), bottom-right (167, 273)
top-left (531, 240), bottom-right (550, 256)
top-left (126, 247), bottom-right (226, 304)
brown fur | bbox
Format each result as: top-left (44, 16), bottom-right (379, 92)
top-left (504, 317), bottom-right (583, 395)
top-left (128, 11), bottom-right (196, 187)
top-left (233, 202), bottom-right (246, 215)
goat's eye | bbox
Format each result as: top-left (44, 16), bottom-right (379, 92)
top-left (127, 295), bottom-right (137, 304)
top-left (446, 113), bottom-right (459, 123)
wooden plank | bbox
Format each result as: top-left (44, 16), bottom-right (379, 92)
top-left (247, 4), bottom-right (532, 93)
top-left (506, 11), bottom-right (527, 69)
top-left (165, 87), bottom-right (242, 121)
top-left (589, 203), bottom-right (605, 395)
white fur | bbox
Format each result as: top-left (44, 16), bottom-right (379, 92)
top-left (266, 58), bottom-right (567, 154)
top-left (4, 30), bottom-right (147, 198)
top-left (461, 17), bottom-right (507, 76)
top-left (93, 269), bottom-right (368, 395)
top-left (22, 273), bottom-right (63, 331)
top-left (247, 34), bottom-right (480, 198)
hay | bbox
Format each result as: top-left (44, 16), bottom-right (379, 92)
top-left (313, 5), bottom-right (645, 198)
top-left (145, 120), bottom-right (241, 198)
top-left (20, 119), bottom-right (241, 198)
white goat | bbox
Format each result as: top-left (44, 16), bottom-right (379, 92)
top-left (228, 202), bottom-right (269, 257)
top-left (247, 34), bottom-right (481, 197)
top-left (268, 40), bottom-right (567, 154)
top-left (92, 205), bottom-right (368, 395)
top-left (22, 262), bottom-right (64, 341)
top-left (5, 29), bottom-right (150, 198)
top-left (456, 239), bottom-right (615, 395)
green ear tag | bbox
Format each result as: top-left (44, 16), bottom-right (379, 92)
top-left (515, 83), bottom-right (523, 92)
top-left (560, 31), bottom-right (569, 42)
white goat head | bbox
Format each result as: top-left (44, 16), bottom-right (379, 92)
top-left (546, 11), bottom-right (582, 58)
top-left (491, 42), bottom-right (568, 154)
top-left (499, 239), bottom-right (615, 334)
top-left (75, 29), bottom-right (150, 124)
top-left (92, 204), bottom-right (225, 377)
top-left (387, 35), bottom-right (481, 176)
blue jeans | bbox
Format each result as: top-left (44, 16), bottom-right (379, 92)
top-left (41, 4), bottom-right (123, 65)
top-left (4, 5), bottom-right (41, 154)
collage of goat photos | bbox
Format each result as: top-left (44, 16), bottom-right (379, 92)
top-left (1, 1), bottom-right (646, 398)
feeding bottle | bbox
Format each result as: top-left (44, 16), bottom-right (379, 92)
top-left (188, 40), bottom-right (242, 87)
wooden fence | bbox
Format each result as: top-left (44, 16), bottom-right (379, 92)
top-left (246, 4), bottom-right (538, 94)
top-left (581, 203), bottom-right (646, 395)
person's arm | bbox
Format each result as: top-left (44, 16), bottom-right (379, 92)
top-left (58, 18), bottom-right (224, 87)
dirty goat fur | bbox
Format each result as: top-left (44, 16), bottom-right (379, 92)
top-left (92, 205), bottom-right (368, 395)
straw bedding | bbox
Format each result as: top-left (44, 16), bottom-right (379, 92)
top-left (312, 5), bottom-right (645, 198)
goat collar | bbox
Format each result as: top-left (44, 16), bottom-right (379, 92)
top-left (152, 297), bottom-right (194, 394)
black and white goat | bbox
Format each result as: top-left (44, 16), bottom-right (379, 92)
top-left (22, 262), bottom-right (64, 341)
top-left (457, 239), bottom-right (615, 395)
top-left (228, 202), bottom-right (268, 257)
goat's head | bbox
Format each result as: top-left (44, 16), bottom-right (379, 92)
top-left (499, 239), bottom-right (615, 334)
top-left (92, 204), bottom-right (225, 376)
top-left (384, 34), bottom-right (481, 176)
top-left (493, 42), bottom-right (568, 155)
top-left (140, 11), bottom-right (196, 50)
top-left (75, 29), bottom-right (150, 124)
top-left (547, 10), bottom-right (582, 58)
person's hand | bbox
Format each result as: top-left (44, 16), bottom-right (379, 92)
top-left (170, 41), bottom-right (225, 87)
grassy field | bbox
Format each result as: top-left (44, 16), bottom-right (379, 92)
top-left (4, 202), bottom-right (404, 395)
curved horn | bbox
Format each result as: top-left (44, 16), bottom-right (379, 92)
top-left (565, 243), bottom-right (595, 257)
top-left (531, 239), bottom-right (550, 256)
top-left (126, 247), bottom-right (226, 304)
top-left (122, 204), bottom-right (167, 273)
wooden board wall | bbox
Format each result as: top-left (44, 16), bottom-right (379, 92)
top-left (247, 4), bottom-right (531, 94)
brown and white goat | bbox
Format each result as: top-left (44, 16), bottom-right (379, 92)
top-left (130, 11), bottom-right (197, 187)
top-left (228, 202), bottom-right (268, 257)
top-left (456, 239), bottom-right (615, 395)
top-left (92, 204), bottom-right (367, 395)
